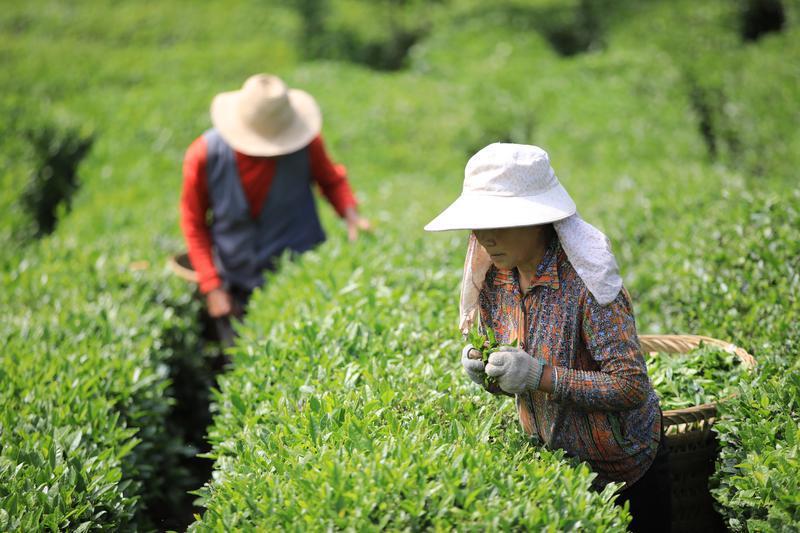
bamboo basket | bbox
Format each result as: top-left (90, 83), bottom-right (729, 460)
top-left (168, 252), bottom-right (198, 284)
top-left (639, 334), bottom-right (757, 533)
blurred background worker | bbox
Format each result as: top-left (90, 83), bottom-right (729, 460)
top-left (180, 73), bottom-right (370, 347)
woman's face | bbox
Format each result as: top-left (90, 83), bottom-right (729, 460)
top-left (473, 225), bottom-right (552, 270)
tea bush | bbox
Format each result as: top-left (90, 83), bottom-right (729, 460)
top-left (0, 97), bottom-right (41, 246)
top-left (0, 238), bottom-right (210, 530)
top-left (605, 0), bottom-right (800, 186)
top-left (294, 0), bottom-right (434, 70)
top-left (20, 116), bottom-right (94, 237)
top-left (712, 362), bottom-right (800, 532)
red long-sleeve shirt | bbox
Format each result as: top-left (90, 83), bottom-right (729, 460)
top-left (180, 134), bottom-right (357, 293)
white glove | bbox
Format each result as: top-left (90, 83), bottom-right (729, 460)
top-left (461, 344), bottom-right (485, 386)
top-left (485, 348), bottom-right (544, 395)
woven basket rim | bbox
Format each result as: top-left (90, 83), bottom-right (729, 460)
top-left (168, 252), bottom-right (198, 284)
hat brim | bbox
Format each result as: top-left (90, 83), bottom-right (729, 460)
top-left (424, 184), bottom-right (576, 232)
top-left (210, 88), bottom-right (322, 156)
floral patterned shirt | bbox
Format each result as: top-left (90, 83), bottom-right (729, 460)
top-left (479, 237), bottom-right (661, 487)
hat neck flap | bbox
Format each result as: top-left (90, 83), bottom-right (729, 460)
top-left (459, 213), bottom-right (623, 335)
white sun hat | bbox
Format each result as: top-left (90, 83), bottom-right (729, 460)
top-left (424, 143), bottom-right (623, 333)
top-left (210, 73), bottom-right (322, 157)
top-left (424, 143), bottom-right (576, 231)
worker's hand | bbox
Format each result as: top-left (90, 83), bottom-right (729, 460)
top-left (461, 344), bottom-right (486, 386)
top-left (206, 288), bottom-right (233, 318)
top-left (344, 206), bottom-right (371, 241)
top-left (462, 344), bottom-right (512, 396)
top-left (486, 348), bottom-right (544, 395)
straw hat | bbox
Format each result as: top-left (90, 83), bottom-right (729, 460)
top-left (424, 143), bottom-right (576, 231)
top-left (210, 74), bottom-right (322, 157)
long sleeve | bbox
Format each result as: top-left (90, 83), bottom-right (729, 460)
top-left (179, 136), bottom-right (222, 294)
top-left (552, 288), bottom-right (651, 411)
top-left (308, 135), bottom-right (357, 217)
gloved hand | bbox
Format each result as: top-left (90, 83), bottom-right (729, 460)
top-left (461, 344), bottom-right (514, 396)
top-left (461, 344), bottom-right (486, 386)
top-left (485, 347), bottom-right (544, 395)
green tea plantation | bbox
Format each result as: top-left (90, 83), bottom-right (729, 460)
top-left (1, 0), bottom-right (798, 531)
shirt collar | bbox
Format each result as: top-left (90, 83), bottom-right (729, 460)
top-left (530, 237), bottom-right (560, 291)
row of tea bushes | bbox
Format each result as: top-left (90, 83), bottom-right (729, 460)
top-left (0, 96), bottom-right (49, 246)
top-left (605, 0), bottom-right (800, 187)
top-left (0, 1), bottom-right (306, 527)
top-left (0, 0), bottom-right (300, 248)
top-left (0, 238), bottom-right (206, 530)
top-left (189, 233), bottom-right (630, 531)
top-left (686, 27), bottom-right (800, 187)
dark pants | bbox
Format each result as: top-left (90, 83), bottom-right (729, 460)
top-left (617, 428), bottom-right (673, 533)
